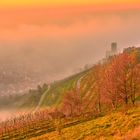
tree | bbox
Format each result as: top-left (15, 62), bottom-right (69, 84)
top-left (129, 63), bottom-right (140, 105)
top-left (102, 53), bottom-right (140, 107)
top-left (92, 64), bottom-right (105, 112)
top-left (101, 63), bottom-right (119, 109)
top-left (61, 89), bottom-right (82, 117)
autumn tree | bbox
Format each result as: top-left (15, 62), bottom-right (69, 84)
top-left (61, 51), bottom-right (140, 117)
top-left (101, 63), bottom-right (119, 109)
top-left (128, 62), bottom-right (140, 105)
top-left (61, 89), bottom-right (82, 117)
top-left (91, 64), bottom-right (105, 113)
top-left (127, 49), bottom-right (140, 104)
top-left (102, 52), bottom-right (140, 107)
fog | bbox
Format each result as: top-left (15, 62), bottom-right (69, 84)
top-left (0, 7), bottom-right (140, 96)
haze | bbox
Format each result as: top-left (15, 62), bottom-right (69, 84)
top-left (0, 5), bottom-right (140, 95)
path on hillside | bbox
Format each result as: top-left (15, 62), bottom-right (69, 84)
top-left (33, 85), bottom-right (51, 113)
top-left (76, 74), bottom-right (87, 91)
top-left (33, 74), bottom-right (87, 113)
top-left (77, 77), bottom-right (83, 90)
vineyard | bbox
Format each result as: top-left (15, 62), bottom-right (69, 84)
top-left (0, 106), bottom-right (140, 140)
top-left (31, 107), bottom-right (140, 140)
top-left (0, 109), bottom-right (94, 140)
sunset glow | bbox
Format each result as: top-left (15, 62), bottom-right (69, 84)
top-left (0, 0), bottom-right (140, 7)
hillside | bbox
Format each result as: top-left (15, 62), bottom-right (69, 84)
top-left (0, 106), bottom-right (139, 140)
top-left (0, 68), bottom-right (90, 110)
top-left (39, 69), bottom-right (90, 108)
top-left (0, 48), bottom-right (140, 140)
top-left (1, 47), bottom-right (140, 111)
top-left (30, 107), bottom-right (140, 140)
top-left (36, 47), bottom-right (140, 111)
top-left (32, 66), bottom-right (95, 110)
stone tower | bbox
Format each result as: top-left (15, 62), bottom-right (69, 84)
top-left (111, 42), bottom-right (117, 55)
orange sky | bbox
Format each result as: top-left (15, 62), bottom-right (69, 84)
top-left (0, 0), bottom-right (140, 7)
top-left (0, 0), bottom-right (140, 83)
top-left (0, 1), bottom-right (140, 42)
top-left (0, 0), bottom-right (140, 42)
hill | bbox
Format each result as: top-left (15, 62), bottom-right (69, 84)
top-left (2, 46), bottom-right (140, 111)
top-left (39, 69), bottom-right (90, 108)
top-left (0, 47), bottom-right (140, 139)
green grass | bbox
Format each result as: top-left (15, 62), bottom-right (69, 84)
top-left (40, 70), bottom-right (89, 107)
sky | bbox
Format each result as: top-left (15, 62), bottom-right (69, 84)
top-left (0, 0), bottom-right (140, 7)
top-left (0, 1), bottom-right (140, 85)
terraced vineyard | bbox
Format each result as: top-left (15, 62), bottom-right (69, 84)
top-left (30, 107), bottom-right (140, 140)
top-left (0, 110), bottom-right (94, 140)
top-left (0, 107), bottom-right (139, 140)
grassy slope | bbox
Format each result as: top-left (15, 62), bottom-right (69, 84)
top-left (40, 69), bottom-right (89, 107)
top-left (30, 107), bottom-right (140, 140)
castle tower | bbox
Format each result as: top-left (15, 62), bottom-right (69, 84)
top-left (111, 42), bottom-right (117, 55)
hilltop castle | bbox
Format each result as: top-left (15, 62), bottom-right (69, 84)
top-left (106, 42), bottom-right (118, 58)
